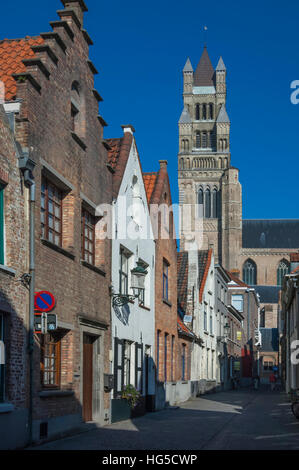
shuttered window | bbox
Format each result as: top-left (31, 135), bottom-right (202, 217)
top-left (135, 343), bottom-right (143, 392)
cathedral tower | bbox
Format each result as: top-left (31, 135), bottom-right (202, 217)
top-left (178, 47), bottom-right (242, 270)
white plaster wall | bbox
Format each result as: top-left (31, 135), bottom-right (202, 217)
top-left (111, 139), bottom-right (156, 396)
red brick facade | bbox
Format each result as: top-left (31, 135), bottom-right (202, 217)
top-left (0, 0), bottom-right (112, 445)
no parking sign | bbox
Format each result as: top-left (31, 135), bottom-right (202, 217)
top-left (34, 291), bottom-right (56, 312)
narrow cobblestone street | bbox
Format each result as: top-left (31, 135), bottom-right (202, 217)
top-left (32, 388), bottom-right (299, 450)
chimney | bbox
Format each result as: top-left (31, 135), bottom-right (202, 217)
top-left (60, 0), bottom-right (88, 26)
top-left (159, 160), bottom-right (168, 169)
top-left (231, 268), bottom-right (240, 279)
top-left (290, 253), bottom-right (299, 273)
top-left (121, 124), bottom-right (135, 135)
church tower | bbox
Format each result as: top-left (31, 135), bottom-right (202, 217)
top-left (178, 47), bottom-right (242, 271)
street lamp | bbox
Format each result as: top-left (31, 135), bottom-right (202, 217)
top-left (224, 322), bottom-right (230, 339)
top-left (111, 261), bottom-right (148, 307)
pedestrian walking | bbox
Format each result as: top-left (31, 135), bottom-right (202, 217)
top-left (269, 372), bottom-right (276, 391)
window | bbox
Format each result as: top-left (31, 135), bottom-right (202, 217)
top-left (202, 104), bottom-right (207, 120)
top-left (263, 360), bottom-right (274, 371)
top-left (212, 188), bottom-right (218, 218)
top-left (0, 314), bottom-right (5, 402)
top-left (156, 330), bottom-right (160, 380)
top-left (119, 248), bottom-right (130, 295)
top-left (41, 178), bottom-right (62, 246)
top-left (204, 188), bottom-right (211, 218)
top-left (164, 334), bottom-right (168, 382)
top-left (260, 307), bottom-right (265, 328)
top-left (40, 333), bottom-right (61, 388)
top-left (135, 343), bottom-right (143, 392)
top-left (124, 341), bottom-right (131, 387)
top-left (243, 259), bottom-right (257, 285)
top-left (232, 294), bottom-right (244, 312)
top-left (201, 131), bottom-right (207, 148)
top-left (0, 185), bottom-right (4, 265)
top-left (163, 260), bottom-right (169, 301)
top-left (277, 259), bottom-right (290, 286)
top-left (204, 309), bottom-right (207, 331)
top-left (81, 208), bottom-right (95, 265)
top-left (182, 344), bottom-right (186, 380)
top-left (210, 312), bottom-right (213, 334)
top-left (196, 131), bottom-right (200, 148)
top-left (209, 103), bottom-right (214, 120)
top-left (196, 104), bottom-right (200, 120)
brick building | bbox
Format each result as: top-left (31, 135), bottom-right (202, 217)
top-left (0, 0), bottom-right (112, 445)
top-left (144, 160), bottom-right (186, 409)
top-left (0, 105), bottom-right (29, 449)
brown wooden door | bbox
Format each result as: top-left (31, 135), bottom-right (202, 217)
top-left (83, 334), bottom-right (93, 422)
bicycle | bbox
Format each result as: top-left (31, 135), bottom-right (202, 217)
top-left (290, 389), bottom-right (299, 419)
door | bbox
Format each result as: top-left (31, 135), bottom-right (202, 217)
top-left (83, 334), bottom-right (93, 422)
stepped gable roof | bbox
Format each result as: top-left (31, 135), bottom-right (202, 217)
top-left (194, 46), bottom-right (214, 87)
top-left (242, 219), bottom-right (299, 249)
top-left (0, 36), bottom-right (44, 101)
top-left (198, 249), bottom-right (212, 302)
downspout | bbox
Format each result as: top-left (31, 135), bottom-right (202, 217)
top-left (18, 147), bottom-right (36, 446)
top-left (27, 175), bottom-right (35, 446)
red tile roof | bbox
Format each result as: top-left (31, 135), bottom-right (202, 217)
top-left (177, 315), bottom-right (194, 339)
top-left (0, 36), bottom-right (44, 101)
top-left (198, 249), bottom-right (212, 302)
top-left (177, 251), bottom-right (188, 314)
top-left (143, 172), bottom-right (158, 204)
top-left (226, 270), bottom-right (249, 288)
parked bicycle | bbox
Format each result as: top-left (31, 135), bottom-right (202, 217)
top-left (290, 389), bottom-right (299, 419)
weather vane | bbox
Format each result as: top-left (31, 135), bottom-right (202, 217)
top-left (204, 25), bottom-right (208, 47)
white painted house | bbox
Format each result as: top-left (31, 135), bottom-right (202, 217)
top-left (106, 126), bottom-right (156, 422)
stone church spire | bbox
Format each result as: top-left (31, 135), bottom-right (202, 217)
top-left (178, 47), bottom-right (242, 270)
top-left (193, 46), bottom-right (214, 86)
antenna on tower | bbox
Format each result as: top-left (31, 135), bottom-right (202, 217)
top-left (204, 25), bottom-right (208, 48)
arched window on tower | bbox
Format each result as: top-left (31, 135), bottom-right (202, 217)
top-left (277, 259), bottom-right (290, 286)
top-left (202, 104), bottom-right (207, 120)
top-left (202, 132), bottom-right (207, 148)
top-left (212, 188), bottom-right (217, 218)
top-left (243, 259), bottom-right (257, 285)
top-left (196, 104), bottom-right (200, 120)
top-left (196, 131), bottom-right (200, 148)
top-left (198, 188), bottom-right (203, 218)
top-left (204, 188), bottom-right (211, 218)
top-left (209, 103), bottom-right (214, 120)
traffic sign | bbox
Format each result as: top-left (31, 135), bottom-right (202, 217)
top-left (34, 291), bottom-right (55, 312)
top-left (34, 312), bottom-right (58, 334)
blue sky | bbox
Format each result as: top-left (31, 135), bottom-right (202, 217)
top-left (1, 0), bottom-right (299, 219)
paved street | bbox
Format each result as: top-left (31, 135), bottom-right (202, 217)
top-left (33, 388), bottom-right (299, 450)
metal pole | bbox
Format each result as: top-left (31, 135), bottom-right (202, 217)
top-left (27, 175), bottom-right (35, 446)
